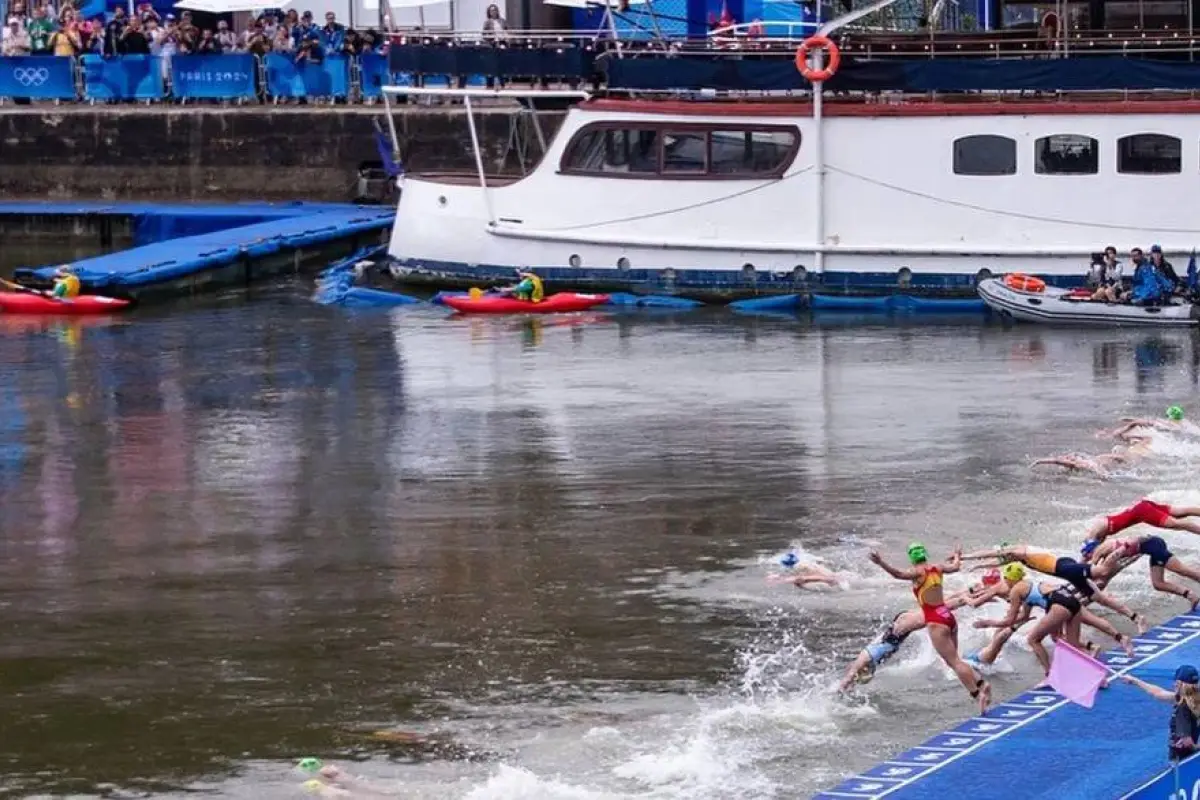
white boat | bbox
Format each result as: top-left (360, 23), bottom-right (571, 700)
top-left (376, 12), bottom-right (1200, 299)
top-left (977, 278), bottom-right (1199, 327)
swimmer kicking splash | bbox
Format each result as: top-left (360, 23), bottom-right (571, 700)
top-left (869, 543), bottom-right (992, 712)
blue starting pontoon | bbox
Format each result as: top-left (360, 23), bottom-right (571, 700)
top-left (815, 612), bottom-right (1200, 800)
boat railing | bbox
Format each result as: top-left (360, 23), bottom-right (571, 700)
top-left (385, 28), bottom-right (1200, 60)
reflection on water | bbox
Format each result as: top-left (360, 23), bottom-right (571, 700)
top-left (1, 294), bottom-right (1200, 797)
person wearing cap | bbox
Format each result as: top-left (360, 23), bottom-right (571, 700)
top-left (1123, 665), bottom-right (1200, 760)
top-left (1089, 534), bottom-right (1200, 611)
top-left (50, 265), bottom-right (81, 300)
top-left (768, 554), bottom-right (842, 589)
top-left (837, 575), bottom-right (1007, 692)
top-left (969, 561), bottom-right (1133, 673)
top-left (869, 543), bottom-right (992, 711)
top-left (961, 543), bottom-right (1147, 630)
top-left (2, 16), bottom-right (31, 56)
top-left (1149, 245), bottom-right (1183, 294)
top-left (1129, 245), bottom-right (1174, 305)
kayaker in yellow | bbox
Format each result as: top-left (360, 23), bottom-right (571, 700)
top-left (500, 270), bottom-right (543, 303)
top-left (50, 266), bottom-right (81, 300)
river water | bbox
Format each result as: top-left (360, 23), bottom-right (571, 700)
top-left (2, 278), bottom-right (1200, 799)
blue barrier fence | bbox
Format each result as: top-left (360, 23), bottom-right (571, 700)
top-left (0, 47), bottom-right (596, 103)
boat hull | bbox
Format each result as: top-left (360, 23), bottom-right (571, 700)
top-left (0, 293), bottom-right (131, 315)
top-left (441, 292), bottom-right (610, 315)
top-left (977, 278), bottom-right (1199, 326)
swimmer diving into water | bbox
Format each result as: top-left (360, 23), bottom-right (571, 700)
top-left (970, 562), bottom-right (1133, 670)
top-left (868, 543), bottom-right (992, 712)
top-left (1078, 498), bottom-right (1200, 551)
top-left (1031, 438), bottom-right (1152, 479)
top-left (768, 553), bottom-right (844, 589)
top-left (838, 571), bottom-right (1008, 691)
top-left (961, 544), bottom-right (1148, 632)
top-left (1090, 535), bottom-right (1200, 610)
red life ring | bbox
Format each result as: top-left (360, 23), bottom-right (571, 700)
top-left (795, 35), bottom-right (841, 83)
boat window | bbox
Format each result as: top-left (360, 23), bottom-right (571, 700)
top-left (952, 135), bottom-right (1017, 176)
top-left (710, 130), bottom-right (797, 175)
top-left (1034, 134), bottom-right (1099, 175)
top-left (662, 131), bottom-right (708, 173)
top-left (560, 123), bottom-right (799, 179)
top-left (1117, 134), bottom-right (1181, 174)
top-left (562, 128), bottom-right (659, 174)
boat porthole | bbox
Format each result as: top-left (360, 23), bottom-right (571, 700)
top-left (898, 267), bottom-right (913, 287)
top-left (437, 196), bottom-right (447, 207)
top-left (569, 254), bottom-right (582, 268)
top-left (742, 264), bottom-right (756, 282)
top-left (617, 257), bottom-right (630, 271)
top-left (975, 268), bottom-right (993, 284)
top-left (793, 265), bottom-right (808, 284)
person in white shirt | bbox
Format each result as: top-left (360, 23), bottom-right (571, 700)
top-left (215, 19), bottom-right (235, 50)
top-left (1090, 245), bottom-right (1124, 302)
top-left (1, 17), bottom-right (31, 56)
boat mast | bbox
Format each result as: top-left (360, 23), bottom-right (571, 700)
top-left (810, 0), bottom-right (910, 277)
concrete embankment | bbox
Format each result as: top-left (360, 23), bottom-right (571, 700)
top-left (0, 106), bottom-right (566, 203)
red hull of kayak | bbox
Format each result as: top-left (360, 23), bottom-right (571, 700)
top-left (0, 293), bottom-right (131, 316)
top-left (442, 293), bottom-right (610, 315)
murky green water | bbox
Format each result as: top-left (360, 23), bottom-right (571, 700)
top-left (1, 274), bottom-right (1199, 798)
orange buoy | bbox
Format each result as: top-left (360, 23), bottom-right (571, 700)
top-left (1003, 273), bottom-right (1047, 293)
top-left (795, 35), bottom-right (841, 83)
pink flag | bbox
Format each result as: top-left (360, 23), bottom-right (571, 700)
top-left (1047, 640), bottom-right (1110, 708)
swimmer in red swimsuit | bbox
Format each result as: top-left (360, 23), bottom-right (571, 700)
top-left (1081, 498), bottom-right (1200, 548)
top-left (869, 543), bottom-right (991, 713)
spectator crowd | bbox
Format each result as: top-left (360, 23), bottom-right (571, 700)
top-left (1, 2), bottom-right (388, 61)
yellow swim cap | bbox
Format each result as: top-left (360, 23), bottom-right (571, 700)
top-left (303, 780), bottom-right (324, 794)
top-left (1002, 562), bottom-right (1026, 583)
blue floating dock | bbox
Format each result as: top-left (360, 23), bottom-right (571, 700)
top-left (6, 201), bottom-right (394, 301)
top-left (815, 613), bottom-right (1200, 800)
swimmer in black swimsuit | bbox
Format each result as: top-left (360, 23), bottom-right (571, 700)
top-left (1094, 535), bottom-right (1200, 610)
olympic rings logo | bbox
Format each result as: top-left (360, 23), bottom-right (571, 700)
top-left (13, 67), bottom-right (50, 86)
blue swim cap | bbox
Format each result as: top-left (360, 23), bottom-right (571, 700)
top-left (1081, 539), bottom-right (1100, 557)
top-left (780, 552), bottom-right (799, 568)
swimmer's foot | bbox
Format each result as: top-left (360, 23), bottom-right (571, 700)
top-left (1187, 590), bottom-right (1200, 613)
top-left (1133, 613), bottom-right (1150, 635)
top-left (1034, 677), bottom-right (1053, 690)
top-left (1119, 633), bottom-right (1135, 658)
top-left (975, 680), bottom-right (992, 714)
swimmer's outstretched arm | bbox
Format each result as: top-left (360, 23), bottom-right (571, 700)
top-left (1031, 456), bottom-right (1109, 477)
top-left (868, 551), bottom-right (918, 580)
top-left (960, 582), bottom-right (1009, 609)
top-left (974, 586), bottom-right (1028, 630)
top-left (962, 545), bottom-right (1022, 562)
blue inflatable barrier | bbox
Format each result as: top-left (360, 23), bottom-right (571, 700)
top-left (728, 294), bottom-right (804, 312)
top-left (338, 287), bottom-right (423, 308)
top-left (810, 294), bottom-right (892, 311)
top-left (170, 54), bottom-right (256, 100)
top-left (605, 292), bottom-right (703, 309)
top-left (0, 56), bottom-right (76, 99)
top-left (891, 295), bottom-right (989, 313)
top-left (811, 294), bottom-right (989, 313)
top-left (81, 55), bottom-right (164, 101)
top-left (265, 53), bottom-right (350, 99)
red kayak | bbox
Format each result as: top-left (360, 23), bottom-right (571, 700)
top-left (443, 292), bottom-right (610, 315)
top-left (0, 292), bottom-right (131, 316)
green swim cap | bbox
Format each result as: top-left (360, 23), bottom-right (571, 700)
top-left (298, 757), bottom-right (322, 773)
top-left (1168, 405), bottom-right (1184, 422)
top-left (907, 542), bottom-right (928, 564)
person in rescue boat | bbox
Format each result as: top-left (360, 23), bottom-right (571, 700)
top-left (1089, 245), bottom-right (1123, 302)
top-left (1149, 245), bottom-right (1184, 295)
top-left (1129, 246), bottom-right (1174, 305)
top-left (50, 265), bottom-right (81, 300)
top-left (497, 269), bottom-right (544, 303)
